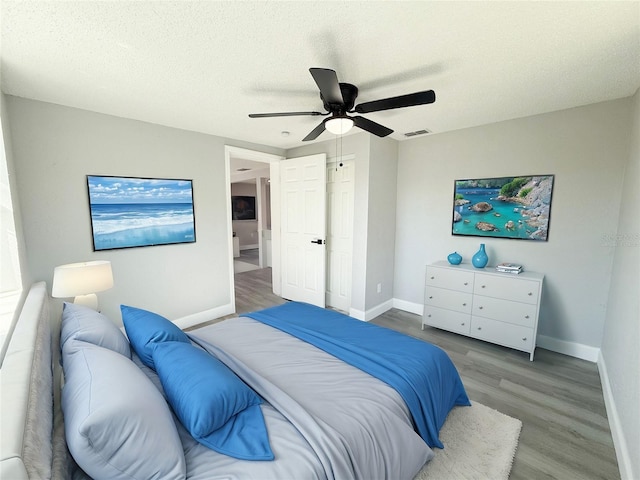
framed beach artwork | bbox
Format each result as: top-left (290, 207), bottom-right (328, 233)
top-left (86, 175), bottom-right (196, 251)
top-left (452, 175), bottom-right (554, 241)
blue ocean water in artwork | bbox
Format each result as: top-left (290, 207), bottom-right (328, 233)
top-left (453, 188), bottom-right (536, 239)
top-left (90, 203), bottom-right (195, 250)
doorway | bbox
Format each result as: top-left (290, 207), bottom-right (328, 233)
top-left (225, 146), bottom-right (283, 313)
top-left (224, 146), bottom-right (355, 314)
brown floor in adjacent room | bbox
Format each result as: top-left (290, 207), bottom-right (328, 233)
top-left (192, 267), bottom-right (620, 480)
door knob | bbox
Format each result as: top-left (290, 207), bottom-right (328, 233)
top-left (310, 239), bottom-right (325, 245)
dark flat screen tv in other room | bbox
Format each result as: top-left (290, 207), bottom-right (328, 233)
top-left (231, 196), bottom-right (256, 220)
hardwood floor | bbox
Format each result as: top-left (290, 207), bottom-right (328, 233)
top-left (199, 268), bottom-right (620, 480)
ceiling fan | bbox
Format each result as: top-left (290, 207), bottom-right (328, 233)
top-left (249, 68), bottom-right (436, 141)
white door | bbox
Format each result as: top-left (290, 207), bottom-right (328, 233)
top-left (280, 154), bottom-right (327, 307)
top-left (326, 158), bottom-right (354, 312)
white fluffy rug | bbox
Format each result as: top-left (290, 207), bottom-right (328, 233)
top-left (415, 402), bottom-right (522, 480)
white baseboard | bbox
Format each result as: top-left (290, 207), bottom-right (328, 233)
top-left (392, 298), bottom-right (423, 316)
top-left (349, 299), bottom-right (394, 322)
top-left (173, 302), bottom-right (235, 330)
top-left (598, 353), bottom-right (634, 480)
top-left (390, 299), bottom-right (601, 363)
top-left (536, 334), bottom-right (600, 362)
top-left (240, 244), bottom-right (259, 251)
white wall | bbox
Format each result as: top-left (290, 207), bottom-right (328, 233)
top-left (600, 89), bottom-right (639, 480)
top-left (394, 98), bottom-right (633, 352)
top-left (6, 96), bottom-right (247, 324)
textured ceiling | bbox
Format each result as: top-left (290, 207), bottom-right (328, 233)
top-left (1, 1), bottom-right (639, 150)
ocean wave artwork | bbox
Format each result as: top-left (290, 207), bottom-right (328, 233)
top-left (87, 175), bottom-right (196, 250)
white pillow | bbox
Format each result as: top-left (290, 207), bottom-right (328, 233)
top-left (62, 339), bottom-right (186, 480)
top-left (60, 302), bottom-right (130, 358)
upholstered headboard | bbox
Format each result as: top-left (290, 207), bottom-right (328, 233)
top-left (0, 282), bottom-right (72, 479)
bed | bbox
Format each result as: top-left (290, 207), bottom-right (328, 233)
top-left (0, 282), bottom-right (470, 480)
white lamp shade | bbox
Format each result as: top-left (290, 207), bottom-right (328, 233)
top-left (325, 117), bottom-right (354, 135)
top-left (52, 261), bottom-right (114, 298)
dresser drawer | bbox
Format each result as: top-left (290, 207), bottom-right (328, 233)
top-left (426, 266), bottom-right (474, 293)
top-left (470, 316), bottom-right (534, 352)
top-left (423, 306), bottom-right (471, 335)
top-left (425, 286), bottom-right (473, 314)
top-left (473, 273), bottom-right (540, 304)
top-left (472, 295), bottom-right (537, 327)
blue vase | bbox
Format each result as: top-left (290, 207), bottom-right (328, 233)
top-left (447, 252), bottom-right (462, 265)
top-left (472, 243), bottom-right (489, 268)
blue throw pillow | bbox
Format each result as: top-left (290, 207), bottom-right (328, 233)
top-left (152, 341), bottom-right (273, 461)
top-left (121, 305), bottom-right (189, 369)
top-left (61, 302), bottom-right (130, 358)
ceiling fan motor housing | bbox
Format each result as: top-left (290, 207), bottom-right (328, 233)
top-left (321, 83), bottom-right (358, 114)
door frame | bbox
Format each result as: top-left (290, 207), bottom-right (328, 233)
top-left (224, 146), bottom-right (284, 312)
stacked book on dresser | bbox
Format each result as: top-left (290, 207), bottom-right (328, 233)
top-left (496, 262), bottom-right (523, 274)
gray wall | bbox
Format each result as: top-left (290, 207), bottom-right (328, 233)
top-left (394, 98), bottom-right (633, 351)
top-left (7, 96), bottom-right (231, 323)
top-left (601, 89), bottom-right (639, 480)
top-left (1, 94), bottom-right (30, 291)
top-left (231, 182), bottom-right (258, 248)
top-left (364, 136), bottom-right (398, 308)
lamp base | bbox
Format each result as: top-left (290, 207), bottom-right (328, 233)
top-left (73, 293), bottom-right (98, 311)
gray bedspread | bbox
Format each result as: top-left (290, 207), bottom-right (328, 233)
top-left (187, 316), bottom-right (433, 480)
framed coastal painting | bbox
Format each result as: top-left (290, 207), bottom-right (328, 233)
top-left (452, 175), bottom-right (554, 241)
top-left (86, 175), bottom-right (196, 251)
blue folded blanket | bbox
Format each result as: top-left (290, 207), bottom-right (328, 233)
top-left (245, 301), bottom-right (470, 448)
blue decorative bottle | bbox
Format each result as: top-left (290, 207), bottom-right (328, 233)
top-left (447, 252), bottom-right (462, 265)
top-left (472, 243), bottom-right (489, 268)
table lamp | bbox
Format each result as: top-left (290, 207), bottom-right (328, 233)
top-left (52, 260), bottom-right (114, 310)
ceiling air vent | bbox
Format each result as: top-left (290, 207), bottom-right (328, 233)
top-left (404, 129), bottom-right (431, 137)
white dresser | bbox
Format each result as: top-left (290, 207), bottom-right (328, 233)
top-left (422, 261), bottom-right (544, 361)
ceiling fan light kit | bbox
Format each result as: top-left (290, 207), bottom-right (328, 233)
top-left (325, 117), bottom-right (354, 135)
top-left (249, 67), bottom-right (436, 142)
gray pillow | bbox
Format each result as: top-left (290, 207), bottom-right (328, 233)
top-left (60, 302), bottom-right (130, 358)
top-left (61, 339), bottom-right (186, 480)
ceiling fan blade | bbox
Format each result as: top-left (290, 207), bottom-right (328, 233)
top-left (302, 121), bottom-right (326, 141)
top-left (354, 90), bottom-right (436, 114)
top-left (352, 116), bottom-right (393, 137)
top-left (249, 111), bottom-right (324, 118)
top-left (309, 68), bottom-right (344, 105)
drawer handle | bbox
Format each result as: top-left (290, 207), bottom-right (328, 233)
top-left (481, 285), bottom-right (486, 288)
top-left (477, 327), bottom-right (482, 331)
top-left (430, 276), bottom-right (435, 280)
top-left (427, 314), bottom-right (431, 318)
top-left (462, 303), bottom-right (467, 306)
top-left (522, 337), bottom-right (527, 341)
top-left (461, 322), bottom-right (465, 326)
top-left (463, 282), bottom-right (468, 286)
top-left (525, 315), bottom-right (530, 319)
top-left (478, 306), bottom-right (483, 310)
top-left (429, 296), bottom-right (433, 299)
top-left (528, 292), bottom-right (533, 296)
